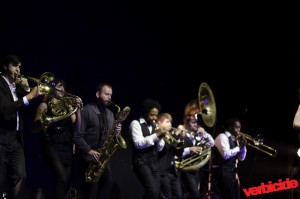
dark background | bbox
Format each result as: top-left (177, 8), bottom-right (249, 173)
top-left (1, 1), bottom-right (300, 198)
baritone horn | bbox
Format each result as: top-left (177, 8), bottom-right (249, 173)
top-left (238, 132), bottom-right (277, 157)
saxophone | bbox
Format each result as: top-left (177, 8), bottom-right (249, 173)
top-left (85, 102), bottom-right (130, 183)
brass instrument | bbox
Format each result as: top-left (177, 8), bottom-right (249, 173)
top-left (85, 102), bottom-right (130, 183)
top-left (153, 121), bottom-right (184, 150)
top-left (198, 82), bottom-right (217, 128)
top-left (18, 72), bottom-right (83, 132)
top-left (176, 142), bottom-right (212, 171)
top-left (237, 132), bottom-right (277, 157)
top-left (41, 96), bottom-right (82, 132)
top-left (15, 72), bottom-right (55, 94)
top-left (16, 72), bottom-right (83, 105)
top-left (176, 82), bottom-right (216, 171)
top-left (163, 128), bottom-right (184, 149)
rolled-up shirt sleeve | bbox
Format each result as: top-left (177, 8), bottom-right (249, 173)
top-left (156, 138), bottom-right (165, 151)
top-left (130, 120), bottom-right (160, 149)
top-left (215, 133), bottom-right (240, 160)
top-left (202, 131), bottom-right (215, 147)
top-left (23, 96), bottom-right (29, 106)
top-left (182, 147), bottom-right (191, 158)
top-left (238, 146), bottom-right (247, 161)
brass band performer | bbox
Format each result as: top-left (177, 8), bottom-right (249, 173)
top-left (157, 113), bottom-right (184, 199)
top-left (32, 77), bottom-right (81, 199)
top-left (179, 115), bottom-right (214, 199)
top-left (0, 55), bottom-right (40, 199)
top-left (73, 83), bottom-right (121, 199)
top-left (214, 118), bottom-right (247, 199)
top-left (129, 98), bottom-right (166, 199)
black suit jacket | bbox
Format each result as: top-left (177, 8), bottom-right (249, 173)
top-left (0, 76), bottom-right (29, 145)
top-left (74, 103), bottom-right (115, 161)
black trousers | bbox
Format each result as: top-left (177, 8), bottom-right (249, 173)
top-left (134, 163), bottom-right (160, 199)
top-left (0, 139), bottom-right (26, 197)
top-left (42, 144), bottom-right (73, 199)
top-left (180, 170), bottom-right (201, 199)
top-left (215, 167), bottom-right (239, 199)
top-left (159, 173), bottom-right (182, 199)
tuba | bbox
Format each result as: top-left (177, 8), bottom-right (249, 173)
top-left (176, 82), bottom-right (216, 171)
top-left (85, 102), bottom-right (130, 183)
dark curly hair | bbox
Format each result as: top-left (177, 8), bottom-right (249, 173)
top-left (141, 98), bottom-right (161, 115)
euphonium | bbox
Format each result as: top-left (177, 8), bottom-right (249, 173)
top-left (85, 102), bottom-right (130, 183)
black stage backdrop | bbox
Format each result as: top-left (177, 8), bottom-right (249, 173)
top-left (0, 1), bottom-right (299, 199)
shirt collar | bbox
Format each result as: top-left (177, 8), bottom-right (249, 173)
top-left (224, 131), bottom-right (232, 137)
top-left (2, 75), bottom-right (16, 88)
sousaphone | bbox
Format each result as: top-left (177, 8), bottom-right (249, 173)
top-left (183, 82), bottom-right (216, 128)
top-left (178, 82), bottom-right (216, 171)
top-left (198, 82), bottom-right (216, 127)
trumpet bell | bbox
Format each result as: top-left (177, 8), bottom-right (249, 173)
top-left (198, 82), bottom-right (216, 127)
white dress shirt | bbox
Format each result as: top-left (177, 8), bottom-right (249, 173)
top-left (129, 118), bottom-right (165, 151)
top-left (2, 75), bottom-right (29, 131)
top-left (214, 131), bottom-right (247, 161)
top-left (182, 130), bottom-right (215, 157)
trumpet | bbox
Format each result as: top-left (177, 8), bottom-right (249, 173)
top-left (16, 72), bottom-right (83, 109)
top-left (17, 72), bottom-right (83, 132)
top-left (163, 130), bottom-right (184, 149)
top-left (153, 121), bottom-right (184, 149)
top-left (237, 132), bottom-right (277, 157)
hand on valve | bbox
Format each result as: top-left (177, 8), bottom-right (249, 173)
top-left (238, 136), bottom-right (247, 148)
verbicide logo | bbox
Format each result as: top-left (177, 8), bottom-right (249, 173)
top-left (242, 178), bottom-right (298, 197)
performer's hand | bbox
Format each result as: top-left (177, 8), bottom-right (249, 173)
top-left (26, 86), bottom-right (41, 100)
top-left (16, 76), bottom-right (30, 91)
top-left (238, 137), bottom-right (247, 148)
top-left (189, 146), bottom-right (203, 154)
top-left (156, 127), bottom-right (167, 139)
top-left (175, 125), bottom-right (187, 138)
top-left (88, 150), bottom-right (100, 162)
top-left (115, 123), bottom-right (122, 134)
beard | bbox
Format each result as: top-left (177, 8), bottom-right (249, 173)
top-left (97, 98), bottom-right (110, 107)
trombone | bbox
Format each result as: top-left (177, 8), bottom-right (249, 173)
top-left (238, 132), bottom-right (277, 157)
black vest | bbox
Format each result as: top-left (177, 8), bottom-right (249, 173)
top-left (132, 122), bottom-right (158, 167)
top-left (213, 133), bottom-right (238, 172)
